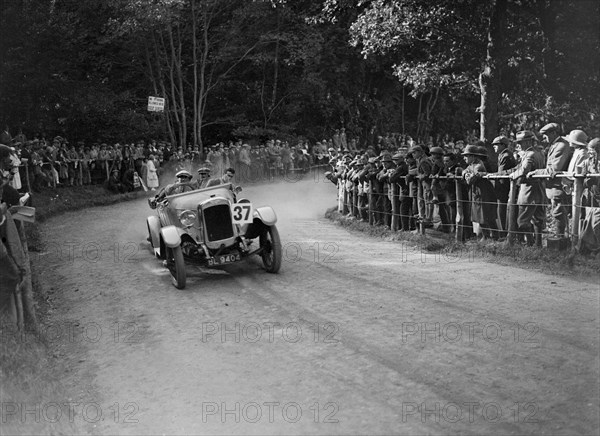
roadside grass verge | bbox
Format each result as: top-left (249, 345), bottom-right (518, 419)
top-left (0, 314), bottom-right (78, 434)
top-left (1, 185), bottom-right (147, 434)
top-left (24, 186), bottom-right (148, 251)
top-left (325, 207), bottom-right (600, 277)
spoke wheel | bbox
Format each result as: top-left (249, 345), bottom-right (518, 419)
top-left (260, 225), bottom-right (282, 273)
top-left (166, 246), bottom-right (186, 289)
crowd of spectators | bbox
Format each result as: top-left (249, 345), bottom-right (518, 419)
top-left (325, 124), bottom-right (600, 253)
top-left (0, 130), bottom-right (355, 195)
top-left (2, 123), bottom-right (599, 251)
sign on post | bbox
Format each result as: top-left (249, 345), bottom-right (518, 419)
top-left (147, 96), bottom-right (165, 112)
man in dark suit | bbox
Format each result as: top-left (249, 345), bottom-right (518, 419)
top-left (529, 123), bottom-right (572, 237)
top-left (509, 131), bottom-right (546, 246)
top-left (492, 136), bottom-right (517, 234)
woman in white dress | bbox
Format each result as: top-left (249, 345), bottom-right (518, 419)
top-left (9, 148), bottom-right (22, 190)
top-left (146, 154), bottom-right (159, 190)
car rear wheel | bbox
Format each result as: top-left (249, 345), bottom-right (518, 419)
top-left (166, 246), bottom-right (186, 289)
top-left (260, 225), bottom-right (282, 273)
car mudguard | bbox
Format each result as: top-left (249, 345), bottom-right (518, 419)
top-left (160, 225), bottom-right (183, 248)
top-left (147, 216), bottom-right (162, 254)
top-left (254, 206), bottom-right (277, 226)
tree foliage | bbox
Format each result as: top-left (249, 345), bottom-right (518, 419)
top-left (0, 0), bottom-right (598, 145)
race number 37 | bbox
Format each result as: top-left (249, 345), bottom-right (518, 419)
top-left (231, 203), bottom-right (253, 224)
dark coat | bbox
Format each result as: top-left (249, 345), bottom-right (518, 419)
top-left (463, 159), bottom-right (497, 224)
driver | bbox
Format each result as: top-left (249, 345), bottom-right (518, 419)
top-left (154, 170), bottom-right (194, 202)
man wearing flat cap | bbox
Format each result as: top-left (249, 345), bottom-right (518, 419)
top-left (526, 122), bottom-right (572, 237)
top-left (492, 136), bottom-right (517, 234)
top-left (344, 156), bottom-right (361, 218)
top-left (411, 145), bottom-right (433, 227)
top-left (195, 167), bottom-right (212, 189)
top-left (376, 154), bottom-right (395, 227)
top-left (502, 130), bottom-right (546, 246)
top-left (389, 152), bottom-right (412, 230)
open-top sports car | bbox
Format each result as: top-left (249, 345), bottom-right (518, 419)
top-left (146, 182), bottom-right (282, 289)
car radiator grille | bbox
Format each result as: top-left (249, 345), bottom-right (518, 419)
top-left (203, 204), bottom-right (234, 241)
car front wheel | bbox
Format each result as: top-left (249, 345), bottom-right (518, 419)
top-left (260, 225), bottom-right (282, 273)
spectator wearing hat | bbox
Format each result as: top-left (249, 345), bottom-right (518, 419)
top-left (462, 145), bottom-right (498, 240)
top-left (389, 152), bottom-right (413, 231)
top-left (577, 137), bottom-right (600, 253)
top-left (332, 129), bottom-right (341, 151)
top-left (562, 130), bottom-right (590, 194)
top-left (107, 169), bottom-right (126, 194)
top-left (340, 128), bottom-right (348, 152)
top-left (443, 152), bottom-right (466, 234)
top-left (492, 136), bottom-right (517, 234)
top-left (405, 151), bottom-right (419, 229)
top-left (229, 144), bottom-right (239, 177)
top-left (238, 144), bottom-right (252, 181)
top-left (365, 156), bottom-right (383, 224)
top-left (29, 143), bottom-right (48, 191)
top-left (356, 156), bottom-right (371, 221)
top-left (207, 145), bottom-right (222, 179)
top-left (342, 157), bottom-right (358, 218)
top-left (80, 146), bottom-right (92, 185)
top-left (66, 144), bottom-right (80, 186)
top-left (376, 154), bottom-right (395, 227)
top-left (526, 123), bottom-right (572, 237)
top-left (505, 130), bottom-right (546, 246)
top-left (280, 142), bottom-right (292, 177)
top-left (0, 126), bottom-right (11, 145)
top-left (429, 146), bottom-right (452, 232)
top-left (410, 145), bottom-right (433, 227)
top-left (347, 136), bottom-right (357, 153)
top-left (6, 146), bottom-right (22, 192)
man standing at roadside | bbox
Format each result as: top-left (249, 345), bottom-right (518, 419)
top-left (492, 135), bottom-right (517, 234)
top-left (528, 123), bottom-right (572, 237)
top-left (505, 131), bottom-right (546, 246)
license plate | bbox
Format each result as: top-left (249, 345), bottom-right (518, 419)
top-left (207, 253), bottom-right (241, 266)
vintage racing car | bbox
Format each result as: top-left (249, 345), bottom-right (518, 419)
top-left (146, 182), bottom-right (282, 289)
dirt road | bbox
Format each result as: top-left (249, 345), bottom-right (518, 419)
top-left (33, 177), bottom-right (599, 435)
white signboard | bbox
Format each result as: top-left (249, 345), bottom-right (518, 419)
top-left (147, 96), bottom-right (165, 112)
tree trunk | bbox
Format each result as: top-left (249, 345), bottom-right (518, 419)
top-left (174, 25), bottom-right (187, 151)
top-left (539, 0), bottom-right (559, 99)
top-left (270, 5), bottom-right (281, 112)
top-left (479, 0), bottom-right (507, 142)
top-left (191, 0), bottom-right (198, 149)
top-left (401, 87), bottom-right (405, 136)
top-left (152, 33), bottom-right (176, 146)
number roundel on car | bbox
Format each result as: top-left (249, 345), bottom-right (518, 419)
top-left (231, 203), bottom-right (253, 224)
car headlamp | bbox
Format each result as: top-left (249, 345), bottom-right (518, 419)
top-left (179, 210), bottom-right (197, 227)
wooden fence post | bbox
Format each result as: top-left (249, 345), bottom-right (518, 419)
top-left (455, 173), bottom-right (464, 242)
top-left (417, 179), bottom-right (425, 234)
top-left (368, 181), bottom-right (375, 225)
top-left (391, 183), bottom-right (399, 231)
top-left (15, 220), bottom-right (38, 330)
top-left (507, 179), bottom-right (518, 245)
top-left (571, 171), bottom-right (585, 245)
